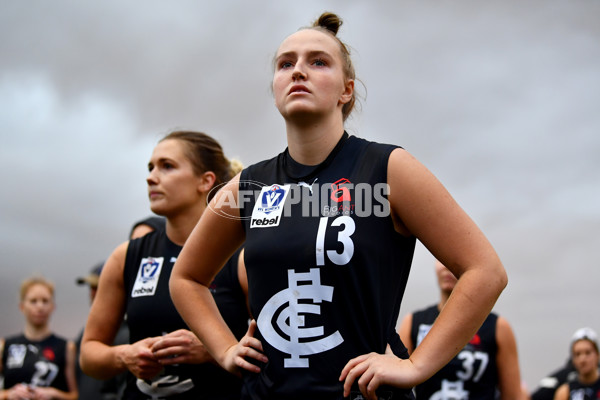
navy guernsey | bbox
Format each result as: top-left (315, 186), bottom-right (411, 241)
top-left (2, 333), bottom-right (69, 391)
top-left (410, 305), bottom-right (500, 400)
top-left (123, 226), bottom-right (248, 399)
top-left (239, 133), bottom-right (416, 399)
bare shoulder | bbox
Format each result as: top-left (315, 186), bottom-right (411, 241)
top-left (66, 340), bottom-right (77, 352)
top-left (102, 241), bottom-right (129, 281)
top-left (554, 383), bottom-right (569, 400)
top-left (496, 316), bottom-right (517, 340)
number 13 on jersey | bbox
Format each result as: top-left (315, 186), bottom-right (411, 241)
top-left (316, 216), bottom-right (355, 266)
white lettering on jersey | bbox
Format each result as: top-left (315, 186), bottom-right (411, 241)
top-left (136, 375), bottom-right (194, 399)
top-left (31, 361), bottom-right (59, 387)
top-left (456, 350), bottom-right (489, 382)
top-left (315, 216), bottom-right (355, 266)
top-left (250, 184), bottom-right (290, 228)
top-left (131, 257), bottom-right (164, 297)
top-left (430, 380), bottom-right (469, 400)
top-left (256, 268), bottom-right (344, 368)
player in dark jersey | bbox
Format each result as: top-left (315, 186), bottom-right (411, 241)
top-left (1, 276), bottom-right (78, 399)
top-left (531, 360), bottom-right (577, 400)
top-left (170, 11), bottom-right (507, 400)
top-left (80, 130), bottom-right (250, 399)
top-left (531, 328), bottom-right (600, 400)
top-left (129, 215), bottom-right (166, 239)
top-left (399, 260), bottom-right (523, 400)
top-left (554, 327), bottom-right (600, 400)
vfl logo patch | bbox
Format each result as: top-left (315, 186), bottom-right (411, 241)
top-left (131, 257), bottom-right (164, 297)
top-left (256, 268), bottom-right (343, 368)
top-left (6, 344), bottom-right (27, 368)
top-left (250, 184), bottom-right (290, 228)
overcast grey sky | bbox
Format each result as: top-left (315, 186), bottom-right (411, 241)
top-left (1, 0), bottom-right (599, 390)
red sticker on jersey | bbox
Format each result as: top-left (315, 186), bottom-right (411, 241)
top-left (43, 347), bottom-right (55, 361)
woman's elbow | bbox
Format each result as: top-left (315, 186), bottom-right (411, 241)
top-left (79, 346), bottom-right (92, 376)
top-left (491, 261), bottom-right (509, 296)
top-left (169, 270), bottom-right (183, 303)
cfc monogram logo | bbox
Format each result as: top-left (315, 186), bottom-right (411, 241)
top-left (256, 268), bottom-right (344, 368)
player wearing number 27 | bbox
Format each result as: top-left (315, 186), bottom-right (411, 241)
top-left (0, 276), bottom-right (78, 400)
top-left (399, 261), bottom-right (524, 400)
top-left (170, 11), bottom-right (507, 400)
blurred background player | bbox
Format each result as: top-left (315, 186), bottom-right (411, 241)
top-left (553, 327), bottom-right (600, 400)
top-left (1, 275), bottom-right (78, 399)
top-left (129, 216), bottom-right (166, 240)
top-left (73, 217), bottom-right (165, 399)
top-left (399, 260), bottom-right (525, 400)
top-left (531, 327), bottom-right (600, 400)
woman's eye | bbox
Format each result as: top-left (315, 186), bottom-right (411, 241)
top-left (163, 163), bottom-right (174, 170)
top-left (280, 61), bottom-right (293, 69)
top-left (313, 58), bottom-right (326, 66)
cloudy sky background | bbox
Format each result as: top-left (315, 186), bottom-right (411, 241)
top-left (1, 0), bottom-right (599, 389)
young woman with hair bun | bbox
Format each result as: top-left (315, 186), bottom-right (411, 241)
top-left (171, 12), bottom-right (507, 400)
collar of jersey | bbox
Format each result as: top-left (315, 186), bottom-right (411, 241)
top-left (282, 131), bottom-right (349, 182)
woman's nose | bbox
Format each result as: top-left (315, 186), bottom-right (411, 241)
top-left (292, 64), bottom-right (307, 81)
top-left (146, 169), bottom-right (158, 185)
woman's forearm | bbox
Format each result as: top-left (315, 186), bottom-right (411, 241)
top-left (410, 264), bottom-right (507, 381)
top-left (80, 340), bottom-right (128, 380)
top-left (170, 276), bottom-right (238, 368)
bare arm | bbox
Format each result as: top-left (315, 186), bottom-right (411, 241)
top-left (553, 383), bottom-right (569, 400)
top-left (130, 224), bottom-right (155, 239)
top-left (170, 174), bottom-right (266, 374)
top-left (496, 316), bottom-right (524, 400)
top-left (80, 241), bottom-right (162, 380)
top-left (63, 340), bottom-right (79, 399)
top-left (342, 149), bottom-right (507, 397)
top-left (390, 149), bottom-right (506, 379)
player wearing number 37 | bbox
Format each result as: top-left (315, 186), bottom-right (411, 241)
top-left (398, 260), bottom-right (524, 400)
top-left (170, 11), bottom-right (507, 400)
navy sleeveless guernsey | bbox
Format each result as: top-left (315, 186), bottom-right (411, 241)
top-left (123, 225), bottom-right (248, 399)
top-left (410, 305), bottom-right (499, 399)
top-left (567, 377), bottom-right (600, 400)
top-left (239, 133), bottom-right (416, 400)
top-left (2, 333), bottom-right (69, 391)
